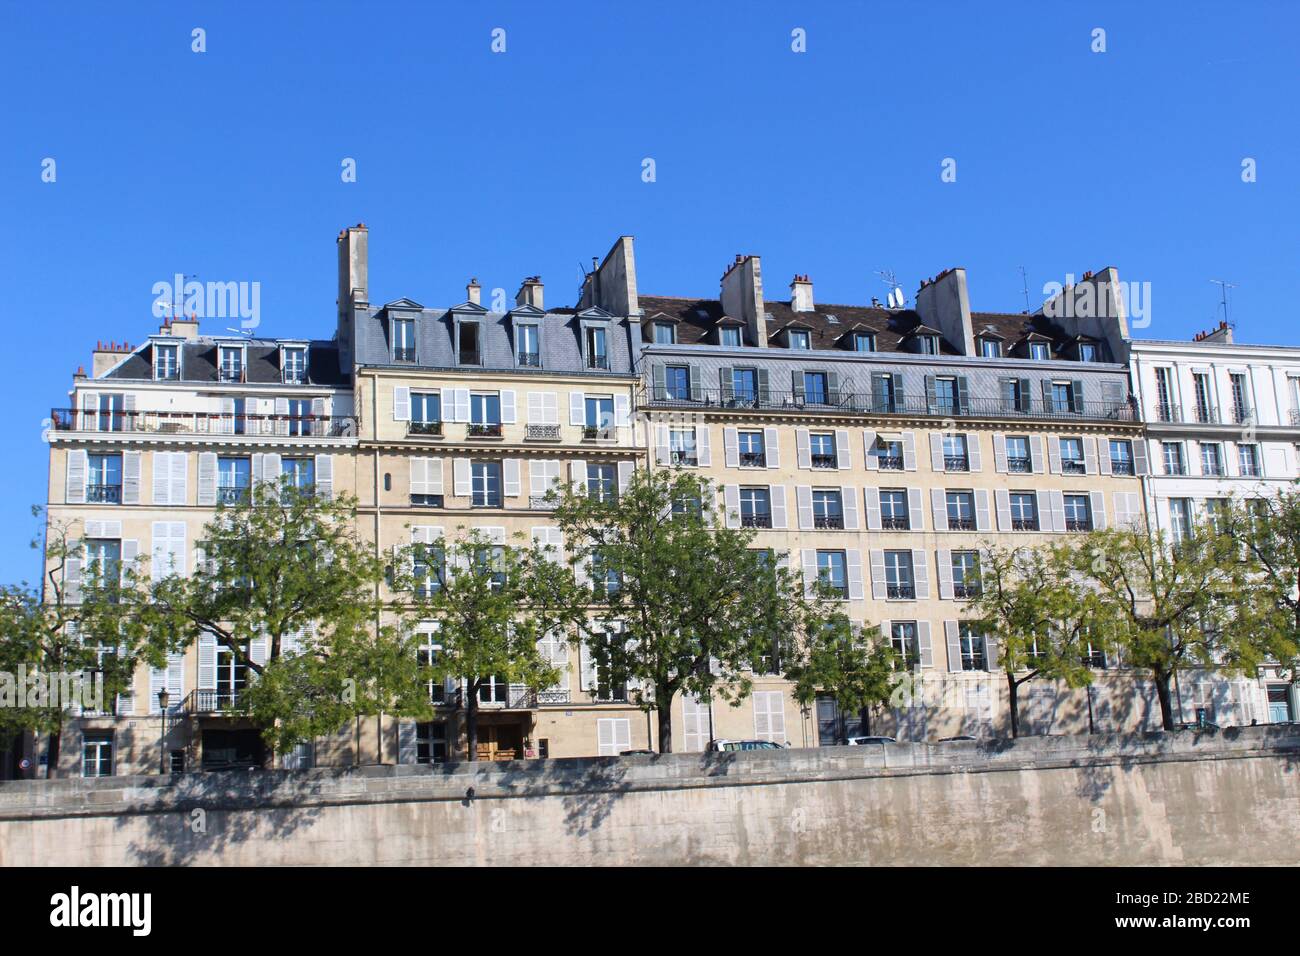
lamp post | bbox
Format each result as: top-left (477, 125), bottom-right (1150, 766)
top-left (157, 689), bottom-right (171, 774)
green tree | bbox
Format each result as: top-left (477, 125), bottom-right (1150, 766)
top-left (392, 529), bottom-right (587, 761)
top-left (549, 468), bottom-right (809, 753)
top-left (1066, 523), bottom-right (1271, 731)
top-left (1222, 491), bottom-right (1300, 680)
top-left (965, 544), bottom-right (1102, 737)
top-left (785, 607), bottom-right (900, 740)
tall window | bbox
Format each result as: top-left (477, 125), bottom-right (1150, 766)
top-left (1029, 341), bottom-right (1050, 361)
top-left (84, 538), bottom-right (122, 590)
top-left (1064, 494), bottom-right (1092, 531)
top-left (875, 438), bottom-right (903, 470)
top-left (587, 463), bottom-right (616, 502)
top-left (219, 346), bottom-right (243, 383)
top-left (470, 393), bottom-right (502, 436)
top-left (952, 551), bottom-right (980, 598)
top-left (417, 723), bottom-right (448, 763)
top-left (1109, 439), bottom-right (1134, 475)
top-left (880, 490), bottom-right (909, 529)
top-left (82, 733), bottom-right (113, 778)
top-left (591, 548), bottom-right (622, 598)
top-left (816, 551), bottom-right (847, 597)
top-left (154, 344), bottom-right (180, 381)
top-left (809, 432), bottom-right (837, 469)
top-left (414, 548), bottom-right (445, 599)
top-left (664, 366), bottom-right (689, 401)
top-left (803, 371), bottom-right (829, 405)
top-left (1077, 342), bottom-right (1099, 362)
top-left (738, 430), bottom-right (765, 467)
top-left (94, 393), bottom-right (126, 432)
top-left (812, 489), bottom-right (843, 529)
top-left (586, 326), bottom-right (609, 369)
top-left (517, 325), bottom-right (540, 366)
top-left (458, 322), bottom-right (480, 365)
top-left (979, 338), bottom-right (1001, 358)
top-left (943, 433), bottom-right (969, 471)
top-left (946, 491), bottom-right (975, 530)
top-left (891, 622), bottom-right (918, 665)
top-left (1162, 442), bottom-right (1185, 475)
top-left (1049, 381), bottom-right (1075, 413)
top-left (959, 623), bottom-right (986, 670)
top-left (393, 318), bottom-right (416, 362)
top-left (283, 347), bottom-right (307, 384)
top-left (932, 377), bottom-right (958, 414)
top-left (1238, 444), bottom-right (1261, 477)
top-left (1192, 373), bottom-right (1214, 422)
top-left (872, 373), bottom-right (897, 413)
top-left (739, 487), bottom-right (771, 528)
top-left (1010, 493), bottom-right (1038, 530)
top-left (1001, 378), bottom-right (1025, 411)
top-left (584, 396), bottom-right (614, 438)
top-left (471, 462), bottom-right (502, 507)
top-left (287, 398), bottom-right (311, 437)
top-left (1006, 436), bottom-right (1031, 472)
top-left (1059, 437), bottom-right (1085, 474)
top-left (1169, 498), bottom-right (1192, 542)
top-left (884, 551), bottom-right (915, 599)
top-left (215, 642), bottom-right (248, 708)
top-left (852, 331), bottom-right (875, 352)
top-left (1200, 443), bottom-right (1223, 476)
top-left (282, 457), bottom-right (315, 498)
top-left (411, 392), bottom-right (441, 434)
top-left (669, 428), bottom-right (697, 466)
top-left (1230, 373), bottom-right (1250, 422)
top-left (87, 453), bottom-right (122, 504)
top-left (217, 456), bottom-right (251, 504)
top-left (1154, 367), bottom-right (1175, 420)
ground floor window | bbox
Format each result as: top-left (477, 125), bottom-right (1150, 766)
top-left (82, 732), bottom-right (113, 777)
top-left (753, 691), bottom-right (786, 743)
top-left (417, 722), bottom-right (447, 764)
top-left (596, 718), bottom-right (630, 756)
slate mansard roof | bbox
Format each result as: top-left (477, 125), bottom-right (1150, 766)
top-left (98, 338), bottom-right (350, 387)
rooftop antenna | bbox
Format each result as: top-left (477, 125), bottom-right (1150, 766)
top-left (1019, 265), bottom-right (1031, 313)
top-left (1209, 278), bottom-right (1237, 325)
top-left (876, 269), bottom-right (904, 309)
top-left (162, 273), bottom-right (199, 318)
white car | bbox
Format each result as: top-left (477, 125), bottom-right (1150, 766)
top-left (707, 739), bottom-right (786, 752)
top-left (847, 735), bottom-right (897, 745)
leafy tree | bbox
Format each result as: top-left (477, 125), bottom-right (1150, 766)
top-left (965, 544), bottom-right (1103, 737)
top-left (1066, 522), bottom-right (1272, 730)
top-left (784, 607), bottom-right (900, 740)
top-left (392, 529), bottom-right (587, 761)
top-left (548, 468), bottom-right (809, 753)
top-left (108, 479), bottom-right (426, 761)
top-left (1221, 491), bottom-right (1300, 680)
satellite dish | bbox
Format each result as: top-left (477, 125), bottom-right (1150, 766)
top-left (893, 287), bottom-right (905, 307)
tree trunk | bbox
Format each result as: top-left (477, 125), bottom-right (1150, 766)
top-left (45, 729), bottom-right (61, 779)
top-left (1154, 668), bottom-right (1176, 731)
top-left (859, 706), bottom-right (871, 737)
top-left (1007, 672), bottom-right (1021, 738)
top-left (465, 691), bottom-right (479, 762)
top-left (656, 686), bottom-right (673, 754)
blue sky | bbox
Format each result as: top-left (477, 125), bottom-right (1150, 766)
top-left (1, 0), bottom-right (1297, 585)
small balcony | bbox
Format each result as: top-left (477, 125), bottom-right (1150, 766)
top-left (953, 583), bottom-right (980, 599)
top-left (537, 689), bottom-right (571, 706)
top-left (1007, 457), bottom-right (1032, 473)
top-left (582, 426), bottom-right (614, 442)
top-left (1111, 460), bottom-right (1135, 476)
top-left (813, 514), bottom-right (844, 530)
top-left (1012, 518), bottom-right (1038, 531)
top-left (467, 423), bottom-right (503, 438)
top-left (186, 688), bottom-right (244, 713)
top-left (948, 517), bottom-right (976, 531)
top-left (887, 584), bottom-right (915, 600)
top-left (943, 456), bottom-right (969, 472)
top-left (393, 347), bottom-right (416, 363)
top-left (86, 483), bottom-right (122, 504)
top-left (669, 451), bottom-right (697, 467)
top-left (517, 352), bottom-right (541, 368)
top-left (217, 485), bottom-right (249, 505)
top-left (525, 424), bottom-right (561, 441)
top-left (529, 495), bottom-right (557, 511)
top-left (1062, 459), bottom-right (1086, 475)
top-left (881, 516), bottom-right (910, 531)
top-left (1194, 405), bottom-right (1220, 424)
top-left (1155, 403), bottom-right (1181, 423)
top-left (877, 455), bottom-right (904, 470)
top-left (1065, 518), bottom-right (1093, 532)
top-left (408, 421), bottom-right (443, 437)
top-left (811, 454), bottom-right (837, 469)
top-left (1231, 405), bottom-right (1254, 424)
top-left (742, 513), bottom-right (772, 529)
top-left (739, 452), bottom-right (766, 468)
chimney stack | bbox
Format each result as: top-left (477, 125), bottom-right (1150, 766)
top-left (720, 254), bottom-right (767, 347)
top-left (789, 274), bottom-right (814, 312)
top-left (336, 223), bottom-right (369, 369)
top-left (914, 267), bottom-right (974, 355)
top-left (467, 278), bottom-right (481, 306)
top-left (577, 237), bottom-right (639, 317)
top-left (515, 276), bottom-right (544, 310)
top-left (92, 340), bottom-right (133, 378)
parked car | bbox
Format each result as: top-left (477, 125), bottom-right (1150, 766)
top-left (619, 749), bottom-right (656, 756)
top-left (938, 735), bottom-right (978, 742)
top-left (707, 739), bottom-right (786, 752)
top-left (846, 736), bottom-right (896, 745)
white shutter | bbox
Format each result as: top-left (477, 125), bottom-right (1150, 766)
top-left (426, 458), bottom-right (444, 495)
top-left (151, 521), bottom-right (186, 581)
top-left (902, 432), bottom-right (917, 471)
top-left (907, 487), bottom-right (925, 531)
top-left (796, 486), bottom-right (814, 530)
top-left (993, 433), bottom-right (1007, 473)
top-left (454, 389), bottom-right (471, 423)
top-left (315, 455), bottom-right (334, 499)
top-left (579, 636), bottom-right (597, 691)
top-left (66, 450), bottom-right (87, 504)
top-left (122, 451), bottom-right (141, 505)
top-left (170, 452), bottom-right (188, 505)
top-left (864, 488), bottom-right (881, 531)
top-left (945, 621), bottom-right (963, 673)
top-left (996, 489), bottom-right (1012, 530)
top-left (863, 429), bottom-right (878, 470)
top-left (1035, 490), bottom-right (1052, 531)
top-left (569, 392), bottom-right (585, 426)
top-left (655, 425), bottom-right (670, 465)
top-left (197, 452), bottom-right (217, 505)
top-left (152, 451), bottom-right (172, 504)
top-left (869, 549), bottom-right (886, 600)
top-left (912, 550), bottom-right (930, 599)
top-left (453, 458), bottom-right (471, 497)
top-left (724, 427), bottom-right (739, 467)
top-left (796, 429), bottom-right (811, 469)
top-left (937, 550), bottom-right (954, 599)
top-left (618, 461), bottom-right (634, 494)
top-left (198, 634), bottom-right (217, 690)
top-left (835, 429), bottom-right (850, 469)
top-left (929, 433), bottom-right (944, 471)
top-left (801, 550), bottom-right (818, 597)
top-left (723, 485), bottom-right (740, 529)
top-left (614, 394), bottom-right (630, 428)
top-left (503, 459), bottom-right (522, 498)
top-left (841, 487), bottom-right (859, 530)
top-left (1099, 439), bottom-right (1113, 475)
top-left (975, 489), bottom-right (992, 532)
top-left (1048, 438), bottom-right (1062, 475)
top-left (846, 549), bottom-right (864, 600)
top-left (1091, 491), bottom-right (1108, 530)
top-left (393, 386), bottom-right (410, 421)
top-left (764, 427), bottom-right (780, 468)
top-left (931, 488), bottom-right (949, 531)
top-left (966, 433), bottom-right (982, 471)
top-left (696, 426), bottom-right (712, 467)
top-left (410, 458), bottom-right (429, 496)
top-left (1084, 436), bottom-right (1099, 474)
top-left (527, 391), bottom-right (546, 424)
top-left (398, 721), bottom-right (418, 764)
top-left (570, 460), bottom-right (588, 489)
top-left (770, 486), bottom-right (788, 529)
top-left (1050, 490), bottom-right (1066, 532)
top-left (501, 390), bottom-right (517, 425)
top-left (250, 633), bottom-right (268, 666)
top-left (917, 622), bottom-right (933, 668)
top-left (1030, 435), bottom-right (1045, 474)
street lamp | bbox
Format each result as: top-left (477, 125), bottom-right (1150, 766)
top-left (157, 689), bottom-right (171, 775)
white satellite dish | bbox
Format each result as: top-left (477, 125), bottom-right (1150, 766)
top-left (894, 287), bottom-right (905, 307)
top-left (885, 290), bottom-right (896, 309)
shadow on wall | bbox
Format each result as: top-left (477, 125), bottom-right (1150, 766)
top-left (492, 756), bottom-right (634, 837)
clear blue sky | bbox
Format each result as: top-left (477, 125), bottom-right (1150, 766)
top-left (1, 1), bottom-right (1297, 585)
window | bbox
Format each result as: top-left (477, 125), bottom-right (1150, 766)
top-left (719, 326), bottom-right (743, 347)
top-left (229, 397), bottom-right (246, 436)
top-left (93, 393), bottom-right (127, 432)
top-left (586, 326), bottom-right (610, 369)
top-left (1109, 440), bottom-right (1135, 475)
top-left (84, 538), bottom-right (122, 590)
top-left (669, 428), bottom-right (697, 466)
top-left (219, 346), bottom-right (243, 382)
top-left (413, 547), bottom-right (445, 598)
top-left (410, 392), bottom-right (441, 434)
top-left (217, 456), bottom-right (250, 504)
top-left (1064, 494), bottom-right (1092, 531)
top-left (1200, 443), bottom-right (1223, 476)
top-left (591, 548), bottom-right (621, 598)
top-left (959, 623), bottom-right (986, 671)
top-left (852, 331), bottom-right (875, 352)
top-left (286, 398), bottom-right (311, 437)
top-left (1169, 498), bottom-right (1192, 542)
top-left (952, 551), bottom-right (980, 598)
top-left (87, 453), bottom-right (122, 504)
top-left (946, 491), bottom-right (975, 530)
top-left (653, 322), bottom-right (675, 344)
top-left (1029, 341), bottom-right (1050, 361)
top-left (393, 318), bottom-right (416, 362)
top-left (1049, 381), bottom-right (1076, 413)
top-left (470, 393), bottom-right (502, 437)
top-left (979, 338), bottom-right (1001, 358)
top-left (1205, 498), bottom-right (1230, 532)
top-left (282, 457), bottom-right (315, 496)
top-left (516, 325), bottom-right (540, 367)
top-left (587, 463), bottom-right (616, 502)
top-left (154, 344), bottom-right (179, 381)
top-left (665, 366), bottom-right (689, 401)
top-left (478, 674), bottom-right (509, 704)
top-left (214, 642), bottom-right (249, 708)
top-left (1162, 442), bottom-right (1186, 476)
top-left (1077, 342), bottom-right (1099, 363)
top-left (672, 494), bottom-right (702, 518)
top-left (1006, 436), bottom-right (1031, 472)
top-left (591, 630), bottom-right (627, 702)
top-left (891, 622), bottom-right (918, 666)
top-left (1060, 437), bottom-right (1085, 474)
top-left (740, 487), bottom-right (771, 528)
top-left (1001, 378), bottom-right (1026, 412)
top-left (943, 433), bottom-right (969, 471)
top-left (282, 347), bottom-right (307, 384)
top-left (788, 329), bottom-right (811, 350)
top-left (916, 335), bottom-right (939, 355)
top-left (417, 723), bottom-right (448, 764)
top-left (803, 371), bottom-right (829, 405)
top-left (417, 631), bottom-right (446, 703)
top-left (473, 546), bottom-right (507, 591)
top-left (875, 438), bottom-right (903, 470)
top-left (884, 551), bottom-right (915, 599)
top-left (880, 490), bottom-right (909, 530)
top-left (584, 396), bottom-right (614, 439)
top-left (1192, 373), bottom-right (1215, 422)
top-left (1238, 444), bottom-right (1261, 477)
top-left (871, 373), bottom-right (898, 413)
top-left (1230, 373), bottom-right (1250, 422)
top-left (732, 368), bottom-right (759, 404)
top-left (471, 462), bottom-right (502, 507)
top-left (810, 432), bottom-right (837, 469)
top-left (933, 377), bottom-right (958, 414)
top-left (1154, 367), bottom-right (1176, 421)
top-left (458, 322), bottom-right (480, 366)
top-left (738, 430), bottom-right (766, 467)
top-left (816, 551), bottom-right (848, 598)
top-left (812, 489), bottom-right (843, 529)
top-left (82, 732), bottom-right (113, 778)
top-left (1010, 493), bottom-right (1038, 531)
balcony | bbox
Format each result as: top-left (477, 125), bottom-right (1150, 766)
top-left (1291, 409), bottom-right (1300, 426)
top-left (1065, 518), bottom-right (1092, 532)
top-left (1007, 457), bottom-right (1032, 473)
top-left (1194, 405), bottom-right (1220, 424)
top-left (948, 517), bottom-right (975, 531)
top-left (537, 689), bottom-right (571, 706)
top-left (528, 495), bottom-right (556, 511)
top-left (1110, 460), bottom-right (1135, 476)
top-left (1165, 463), bottom-right (1187, 477)
top-left (393, 347), bottom-right (416, 363)
top-left (186, 688), bottom-right (243, 713)
top-left (217, 485), bottom-right (249, 505)
top-left (742, 513), bottom-right (772, 529)
top-left (639, 387), bottom-right (1136, 423)
top-left (1062, 460), bottom-right (1086, 475)
top-left (1012, 518), bottom-right (1038, 531)
top-left (517, 352), bottom-right (541, 368)
top-left (943, 456), bottom-right (969, 472)
top-left (953, 583), bottom-right (980, 599)
top-left (813, 514), bottom-right (844, 530)
top-left (86, 483), bottom-right (122, 504)
top-left (877, 455), bottom-right (904, 470)
top-left (669, 451), bottom-right (697, 467)
top-left (811, 454), bottom-right (837, 469)
top-left (50, 408), bottom-right (359, 438)
top-left (582, 426), bottom-right (614, 441)
top-left (408, 421), bottom-right (443, 437)
top-left (881, 516), bottom-right (910, 531)
top-left (1155, 403), bottom-right (1181, 423)
top-left (525, 424), bottom-right (561, 441)
top-left (1231, 406), bottom-right (1254, 425)
top-left (739, 452), bottom-right (766, 467)
top-left (887, 584), bottom-right (915, 600)
top-left (478, 686), bottom-right (539, 710)
top-left (467, 423), bottom-right (503, 438)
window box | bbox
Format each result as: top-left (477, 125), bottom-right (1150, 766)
top-left (468, 423), bottom-right (503, 438)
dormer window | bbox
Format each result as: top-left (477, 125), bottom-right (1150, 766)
top-left (458, 322), bottom-right (481, 366)
top-left (788, 329), bottom-right (811, 350)
top-left (393, 317), bottom-right (416, 362)
top-left (154, 344), bottom-right (179, 381)
top-left (1029, 341), bottom-right (1051, 361)
top-left (851, 331), bottom-right (875, 353)
top-left (1078, 342), bottom-right (1099, 363)
top-left (653, 322), bottom-right (676, 345)
top-left (516, 324), bottom-right (540, 367)
top-left (219, 346), bottom-right (244, 383)
top-left (979, 338), bottom-right (1001, 358)
top-left (917, 335), bottom-right (939, 355)
top-left (719, 326), bottom-right (742, 347)
top-left (282, 346), bottom-right (307, 384)
top-left (585, 325), bottom-right (609, 370)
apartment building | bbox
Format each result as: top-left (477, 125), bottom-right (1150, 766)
top-left (41, 317), bottom-right (357, 776)
top-left (1129, 321), bottom-right (1300, 726)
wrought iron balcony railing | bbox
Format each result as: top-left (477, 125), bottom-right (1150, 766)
top-left (517, 352), bottom-right (542, 368)
top-left (952, 583), bottom-right (980, 599)
top-left (1011, 518), bottom-right (1039, 531)
top-left (881, 516), bottom-right (910, 531)
top-left (1007, 457), bottom-right (1032, 473)
top-left (877, 455), bottom-right (904, 470)
top-left (1194, 405), bottom-right (1219, 424)
top-left (1231, 405), bottom-right (1254, 424)
top-left (810, 454), bottom-right (838, 469)
top-left (948, 517), bottom-right (976, 531)
top-left (813, 514), bottom-right (844, 530)
top-left (1065, 518), bottom-right (1093, 532)
top-left (217, 485), bottom-right (249, 505)
top-left (943, 456), bottom-right (969, 472)
top-left (1110, 459), bottom-right (1135, 475)
top-left (526, 424), bottom-right (561, 441)
top-left (738, 452), bottom-right (766, 467)
top-left (186, 688), bottom-right (243, 713)
top-left (86, 484), bottom-right (122, 504)
top-left (741, 513), bottom-right (772, 528)
top-left (50, 408), bottom-right (358, 438)
top-left (393, 347), bottom-right (416, 363)
top-left (408, 421), bottom-right (443, 436)
top-left (1155, 403), bottom-right (1181, 423)
top-left (886, 584), bottom-right (916, 600)
top-left (1061, 460), bottom-right (1087, 475)
top-left (467, 423), bottom-right (503, 438)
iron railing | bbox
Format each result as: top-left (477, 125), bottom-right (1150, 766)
top-left (943, 456), bottom-right (969, 472)
top-left (1007, 457), bottom-right (1032, 473)
top-left (877, 455), bottom-right (904, 470)
top-left (953, 583), bottom-right (980, 599)
top-left (738, 452), bottom-right (766, 467)
top-left (186, 688), bottom-right (243, 713)
top-left (467, 423), bottom-right (503, 438)
top-left (814, 514), bottom-right (844, 529)
top-left (517, 352), bottom-right (542, 368)
top-left (881, 516), bottom-right (910, 531)
top-left (948, 517), bottom-right (976, 531)
top-left (393, 347), bottom-right (416, 363)
top-left (408, 421), bottom-right (443, 436)
top-left (526, 424), bottom-right (561, 440)
top-left (810, 454), bottom-right (837, 469)
top-left (217, 486), bottom-right (249, 505)
top-left (742, 513), bottom-right (772, 528)
top-left (1011, 518), bottom-right (1038, 531)
top-left (887, 584), bottom-right (915, 600)
top-left (51, 409), bottom-right (358, 438)
top-left (86, 484), bottom-right (122, 504)
top-left (1231, 405), bottom-right (1254, 424)
top-left (1193, 405), bottom-right (1219, 424)
top-left (1155, 403), bottom-right (1181, 423)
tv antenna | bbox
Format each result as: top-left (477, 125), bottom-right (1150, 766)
top-left (1019, 266), bottom-right (1031, 313)
top-left (1209, 279), bottom-right (1236, 325)
top-left (876, 269), bottom-right (905, 309)
top-left (157, 273), bottom-right (199, 318)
